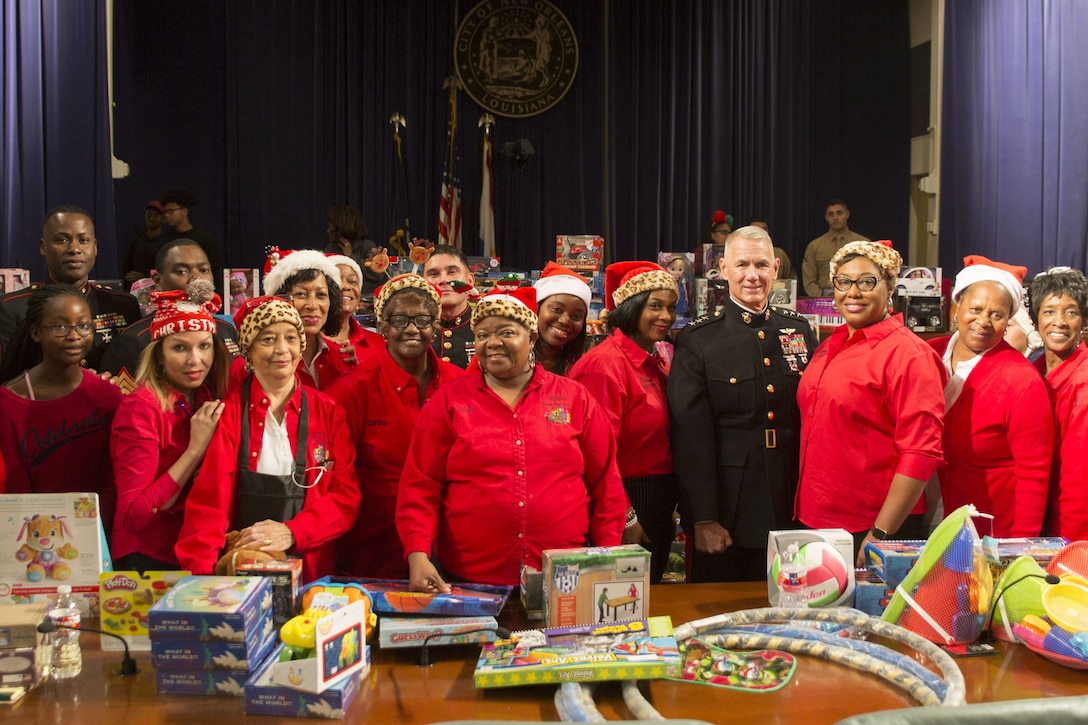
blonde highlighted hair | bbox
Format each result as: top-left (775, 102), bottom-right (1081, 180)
top-left (136, 334), bottom-right (231, 411)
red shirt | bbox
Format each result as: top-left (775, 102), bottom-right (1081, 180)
top-left (0, 370), bottom-right (122, 529)
top-left (327, 346), bottom-right (464, 577)
top-left (1037, 342), bottom-right (1088, 539)
top-left (111, 384), bottom-right (214, 565)
top-left (175, 375), bottom-right (360, 581)
top-left (568, 330), bottom-right (673, 478)
top-left (396, 366), bottom-right (627, 585)
top-left (796, 314), bottom-right (946, 532)
top-left (343, 316), bottom-right (385, 363)
top-left (930, 337), bottom-right (1053, 537)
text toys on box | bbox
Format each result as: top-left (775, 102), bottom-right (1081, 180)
top-left (473, 616), bottom-right (680, 688)
top-left (148, 575), bottom-right (273, 641)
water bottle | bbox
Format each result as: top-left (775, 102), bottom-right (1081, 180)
top-left (48, 584), bottom-right (82, 679)
top-left (778, 543), bottom-right (808, 608)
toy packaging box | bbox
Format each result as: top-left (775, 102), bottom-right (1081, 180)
top-left (541, 545), bottom-right (650, 627)
top-left (473, 616), bottom-right (680, 688)
top-left (0, 268), bottom-right (30, 296)
top-left (766, 529), bottom-right (855, 607)
top-left (0, 603), bottom-right (50, 688)
top-left (379, 615), bottom-right (499, 649)
top-left (224, 268), bottom-right (261, 316)
top-left (148, 575), bottom-right (273, 641)
top-left (895, 295), bottom-right (946, 333)
top-left (151, 623), bottom-right (277, 671)
top-left (321, 577), bottom-right (511, 617)
top-left (981, 536), bottom-right (1068, 578)
top-left (269, 599), bottom-right (369, 694)
top-left (236, 558), bottom-right (302, 628)
top-left (769, 279), bottom-right (798, 310)
top-left (863, 540), bottom-right (927, 589)
top-left (155, 665), bottom-right (252, 696)
top-left (853, 569), bottom-right (894, 617)
top-left (0, 492), bottom-right (113, 617)
top-left (98, 570), bottom-right (189, 651)
top-left (520, 565), bottom-right (544, 620)
top-left (657, 251), bottom-right (695, 318)
top-left (246, 642), bottom-right (368, 719)
top-left (795, 298), bottom-right (845, 328)
top-left (555, 234), bottom-right (604, 272)
top-left (896, 266), bottom-right (942, 296)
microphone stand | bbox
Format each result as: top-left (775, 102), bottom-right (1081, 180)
top-left (38, 620), bottom-right (139, 676)
top-left (417, 626), bottom-right (512, 667)
top-left (979, 572), bottom-right (1061, 644)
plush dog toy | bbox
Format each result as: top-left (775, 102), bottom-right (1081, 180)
top-left (214, 530), bottom-right (287, 576)
top-left (16, 514), bottom-right (79, 582)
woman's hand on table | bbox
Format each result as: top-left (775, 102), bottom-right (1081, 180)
top-left (239, 519), bottom-right (294, 553)
top-left (408, 551), bottom-right (451, 593)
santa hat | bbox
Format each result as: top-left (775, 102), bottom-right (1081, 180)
top-left (233, 295), bottom-right (306, 359)
top-left (471, 286), bottom-right (538, 332)
top-left (606, 261), bottom-right (678, 311)
top-left (374, 274), bottom-right (442, 319)
top-left (150, 279), bottom-right (221, 341)
top-left (533, 261), bottom-right (591, 309)
top-left (262, 247), bottom-right (342, 296)
top-left (952, 254), bottom-right (1027, 315)
top-left (325, 253), bottom-right (362, 287)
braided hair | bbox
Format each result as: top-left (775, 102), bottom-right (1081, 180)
top-left (0, 285), bottom-right (87, 382)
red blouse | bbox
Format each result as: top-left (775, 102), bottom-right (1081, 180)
top-left (1037, 342), bottom-right (1088, 540)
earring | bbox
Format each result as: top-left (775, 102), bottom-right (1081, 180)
top-left (527, 349), bottom-right (537, 371)
top-left (244, 360), bottom-right (254, 373)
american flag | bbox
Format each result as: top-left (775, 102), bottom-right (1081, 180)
top-left (438, 77), bottom-right (462, 248)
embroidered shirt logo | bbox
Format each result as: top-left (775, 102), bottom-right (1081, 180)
top-left (546, 406), bottom-right (571, 425)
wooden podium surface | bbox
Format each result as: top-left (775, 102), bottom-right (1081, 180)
top-left (10, 582), bottom-right (1087, 725)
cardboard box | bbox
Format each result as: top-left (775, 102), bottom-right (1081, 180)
top-left (896, 295), bottom-right (946, 332)
top-left (769, 279), bottom-right (798, 310)
top-left (0, 493), bottom-right (113, 617)
top-left (268, 599), bottom-right (369, 694)
top-left (245, 642), bottom-right (368, 719)
top-left (0, 603), bottom-right (48, 650)
top-left (151, 623), bottom-right (277, 671)
top-left (795, 298), bottom-right (844, 328)
top-left (224, 268), bottom-right (260, 316)
top-left (99, 570), bottom-right (189, 651)
top-left (542, 545), bottom-right (650, 627)
top-left (149, 575), bottom-right (273, 641)
top-left (318, 577), bottom-right (511, 617)
top-left (767, 529), bottom-right (855, 607)
top-left (896, 266), bottom-right (942, 296)
top-left (520, 565), bottom-right (543, 620)
top-left (981, 536), bottom-right (1068, 578)
top-left (853, 569), bottom-right (894, 616)
top-left (0, 269), bottom-right (30, 296)
top-left (155, 666), bottom-right (249, 696)
top-left (863, 540), bottom-right (927, 589)
top-left (0, 646), bottom-right (47, 688)
top-left (236, 559), bottom-right (302, 628)
top-left (473, 616), bottom-right (680, 688)
top-left (379, 615), bottom-right (499, 649)
top-left (555, 235), bottom-right (603, 272)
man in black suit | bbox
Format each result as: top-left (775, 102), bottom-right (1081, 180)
top-left (0, 205), bottom-right (141, 371)
top-left (668, 225), bottom-right (817, 582)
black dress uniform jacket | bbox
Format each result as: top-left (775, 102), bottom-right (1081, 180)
top-left (431, 312), bottom-right (475, 369)
top-left (668, 299), bottom-right (816, 549)
top-left (0, 280), bottom-right (141, 372)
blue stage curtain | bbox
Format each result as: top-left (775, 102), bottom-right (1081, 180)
top-left (941, 0), bottom-right (1088, 275)
top-left (1, 1), bottom-right (118, 279)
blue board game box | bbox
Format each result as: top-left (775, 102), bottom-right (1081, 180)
top-left (149, 575), bottom-right (273, 641)
top-left (151, 620), bottom-right (277, 671)
top-left (245, 642), bottom-right (368, 719)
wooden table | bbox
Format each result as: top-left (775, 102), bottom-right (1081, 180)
top-left (9, 583), bottom-right (1088, 724)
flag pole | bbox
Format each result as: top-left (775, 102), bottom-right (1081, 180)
top-left (478, 113), bottom-right (496, 258)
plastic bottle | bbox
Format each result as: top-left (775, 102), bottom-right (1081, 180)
top-left (48, 584), bottom-right (82, 679)
top-left (778, 543), bottom-right (808, 608)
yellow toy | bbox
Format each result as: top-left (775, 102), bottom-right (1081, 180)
top-left (279, 584), bottom-right (375, 661)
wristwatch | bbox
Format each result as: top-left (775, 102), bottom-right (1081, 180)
top-left (870, 525), bottom-right (890, 541)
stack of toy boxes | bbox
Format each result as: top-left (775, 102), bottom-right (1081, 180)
top-left (148, 575), bottom-right (276, 696)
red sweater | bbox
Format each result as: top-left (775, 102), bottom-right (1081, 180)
top-left (1036, 343), bottom-right (1088, 539)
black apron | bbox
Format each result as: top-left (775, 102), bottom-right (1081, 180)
top-left (235, 378), bottom-right (310, 527)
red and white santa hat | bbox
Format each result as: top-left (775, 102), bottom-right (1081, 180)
top-left (262, 247), bottom-right (342, 296)
top-left (952, 254), bottom-right (1027, 315)
top-left (605, 261), bottom-right (678, 311)
top-left (325, 253), bottom-right (362, 286)
top-left (471, 286), bottom-right (538, 331)
top-left (150, 279), bottom-right (221, 341)
top-left (533, 261), bottom-right (592, 309)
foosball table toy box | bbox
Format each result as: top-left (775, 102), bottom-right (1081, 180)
top-left (542, 545), bottom-right (650, 627)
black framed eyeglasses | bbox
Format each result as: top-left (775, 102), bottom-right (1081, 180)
top-left (43, 322), bottom-right (94, 337)
top-left (162, 206), bottom-right (183, 215)
top-left (386, 314), bottom-right (436, 330)
top-left (831, 275), bottom-right (880, 292)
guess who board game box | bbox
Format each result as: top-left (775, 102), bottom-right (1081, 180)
top-left (542, 545), bottom-right (650, 627)
top-left (474, 616), bottom-right (680, 688)
top-left (0, 492), bottom-right (112, 617)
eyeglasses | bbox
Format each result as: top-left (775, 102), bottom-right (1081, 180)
top-left (832, 275), bottom-right (880, 292)
top-left (386, 314), bottom-right (435, 330)
top-left (162, 206), bottom-right (183, 215)
top-left (43, 322), bottom-right (94, 338)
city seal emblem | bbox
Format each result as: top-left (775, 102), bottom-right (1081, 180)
top-left (454, 0), bottom-right (579, 118)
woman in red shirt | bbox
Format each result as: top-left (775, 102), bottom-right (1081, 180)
top-left (176, 296), bottom-right (360, 581)
top-left (398, 286), bottom-right (627, 589)
top-left (569, 261), bottom-right (679, 582)
top-left (929, 256), bottom-right (1052, 537)
top-left (327, 253), bottom-right (384, 367)
top-left (329, 274), bottom-right (463, 578)
top-left (532, 261), bottom-right (591, 375)
top-left (111, 282), bottom-right (230, 571)
top-left (796, 241), bottom-right (946, 564)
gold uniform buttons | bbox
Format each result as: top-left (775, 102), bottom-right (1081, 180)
top-left (767, 411), bottom-right (776, 421)
top-left (729, 377), bottom-right (737, 384)
top-left (443, 341), bottom-right (452, 349)
top-left (766, 384), bottom-right (775, 393)
top-left (442, 356), bottom-right (451, 362)
top-left (444, 330), bottom-right (452, 338)
top-left (763, 358), bottom-right (771, 367)
top-left (758, 331), bottom-right (766, 339)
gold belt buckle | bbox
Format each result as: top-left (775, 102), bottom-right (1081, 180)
top-left (765, 429), bottom-right (777, 449)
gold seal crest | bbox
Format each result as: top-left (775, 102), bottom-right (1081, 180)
top-left (454, 0), bottom-right (579, 118)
